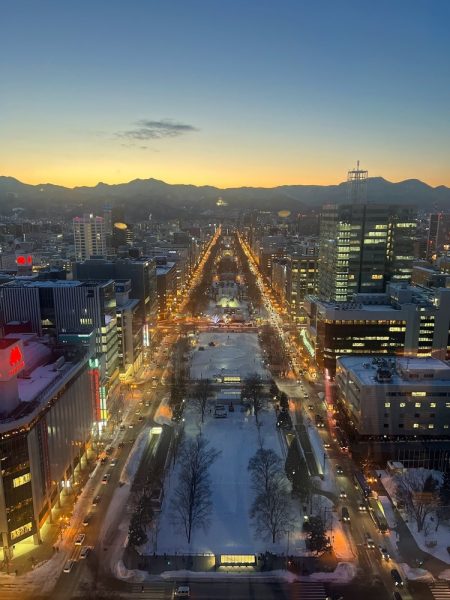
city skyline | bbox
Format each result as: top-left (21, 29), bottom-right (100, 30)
top-left (2, 0), bottom-right (450, 188)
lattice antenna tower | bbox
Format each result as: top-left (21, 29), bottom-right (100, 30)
top-left (347, 160), bottom-right (368, 204)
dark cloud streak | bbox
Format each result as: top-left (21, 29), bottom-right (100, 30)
top-left (117, 119), bottom-right (198, 141)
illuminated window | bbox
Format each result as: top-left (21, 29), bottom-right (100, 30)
top-left (13, 473), bottom-right (31, 488)
top-left (413, 423), bottom-right (419, 429)
top-left (384, 402), bottom-right (391, 408)
top-left (430, 403), bottom-right (436, 408)
top-left (412, 391), bottom-right (426, 397)
top-left (400, 402), bottom-right (406, 408)
top-left (415, 402), bottom-right (421, 408)
top-left (428, 424), bottom-right (434, 429)
top-left (10, 522), bottom-right (33, 540)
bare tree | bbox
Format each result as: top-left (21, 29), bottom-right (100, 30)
top-left (192, 378), bottom-right (212, 423)
top-left (170, 435), bottom-right (220, 543)
top-left (242, 373), bottom-right (263, 423)
top-left (248, 447), bottom-right (294, 543)
top-left (394, 469), bottom-right (439, 532)
top-left (248, 447), bottom-right (284, 494)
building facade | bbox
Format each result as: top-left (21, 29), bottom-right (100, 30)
top-left (73, 214), bottom-right (106, 261)
top-left (336, 355), bottom-right (450, 439)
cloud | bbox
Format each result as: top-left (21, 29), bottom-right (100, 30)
top-left (117, 119), bottom-right (198, 141)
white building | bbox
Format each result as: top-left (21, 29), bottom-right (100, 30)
top-left (336, 355), bottom-right (450, 438)
top-left (73, 214), bottom-right (106, 261)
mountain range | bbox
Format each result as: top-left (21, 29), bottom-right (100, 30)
top-left (0, 175), bottom-right (449, 219)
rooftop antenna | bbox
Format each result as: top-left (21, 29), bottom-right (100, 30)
top-left (347, 160), bottom-right (368, 204)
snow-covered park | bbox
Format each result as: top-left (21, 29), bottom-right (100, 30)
top-left (149, 405), bottom-right (304, 556)
top-left (189, 331), bottom-right (270, 381)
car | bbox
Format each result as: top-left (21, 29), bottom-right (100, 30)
top-left (119, 425), bottom-right (126, 431)
top-left (391, 569), bottom-right (404, 587)
top-left (128, 423), bottom-right (134, 429)
top-left (102, 473), bottom-right (111, 484)
top-left (100, 456), bottom-right (108, 464)
top-left (110, 459), bottom-right (118, 467)
top-left (358, 502), bottom-right (367, 512)
top-left (174, 586), bottom-right (190, 598)
top-left (214, 405), bottom-right (227, 418)
top-left (138, 416), bottom-right (144, 421)
top-left (106, 446), bottom-right (114, 455)
top-left (365, 533), bottom-right (375, 548)
top-left (74, 533), bottom-right (85, 545)
top-left (379, 546), bottom-right (390, 560)
top-left (336, 465), bottom-right (344, 475)
top-left (324, 442), bottom-right (331, 449)
top-left (342, 506), bottom-right (350, 522)
top-left (92, 495), bottom-right (101, 506)
top-left (63, 559), bottom-right (75, 573)
top-left (80, 546), bottom-right (91, 559)
top-left (339, 489), bottom-right (347, 499)
top-left (82, 514), bottom-right (92, 526)
top-left (308, 404), bottom-right (314, 411)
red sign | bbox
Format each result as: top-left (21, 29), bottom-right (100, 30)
top-left (9, 345), bottom-right (23, 367)
top-left (16, 255), bottom-right (33, 266)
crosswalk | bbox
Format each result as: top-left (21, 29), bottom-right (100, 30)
top-left (130, 582), bottom-right (172, 599)
top-left (430, 581), bottom-right (450, 600)
top-left (289, 582), bottom-right (327, 599)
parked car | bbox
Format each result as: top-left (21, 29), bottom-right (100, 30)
top-left (174, 586), bottom-right (190, 598)
top-left (365, 533), bottom-right (375, 548)
top-left (102, 473), bottom-right (111, 484)
top-left (358, 502), bottom-right (367, 512)
top-left (339, 489), bottom-right (347, 499)
top-left (110, 459), bottom-right (118, 467)
top-left (74, 533), bottom-right (85, 546)
top-left (214, 405), bottom-right (227, 418)
top-left (336, 465), bottom-right (344, 475)
top-left (92, 495), bottom-right (101, 506)
top-left (80, 546), bottom-right (91, 559)
top-left (378, 546), bottom-right (390, 560)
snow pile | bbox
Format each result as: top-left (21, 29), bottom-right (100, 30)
top-left (399, 563), bottom-right (434, 582)
top-left (153, 395), bottom-right (172, 426)
top-left (114, 559), bottom-right (146, 582)
top-left (378, 495), bottom-right (397, 529)
top-left (120, 426), bottom-right (151, 485)
top-left (309, 561), bottom-right (357, 583)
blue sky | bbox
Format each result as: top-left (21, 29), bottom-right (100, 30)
top-left (1, 0), bottom-right (449, 187)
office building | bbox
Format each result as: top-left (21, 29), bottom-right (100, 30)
top-left (0, 334), bottom-right (94, 559)
top-left (115, 280), bottom-right (143, 380)
top-left (73, 214), bottom-right (106, 261)
top-left (303, 283), bottom-right (450, 377)
top-left (0, 279), bottom-right (120, 421)
top-left (336, 355), bottom-right (450, 439)
top-left (156, 259), bottom-right (177, 319)
top-left (427, 213), bottom-right (450, 260)
top-left (318, 200), bottom-right (416, 301)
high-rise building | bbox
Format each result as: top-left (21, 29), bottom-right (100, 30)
top-left (427, 213), bottom-right (450, 260)
top-left (73, 214), bottom-right (106, 261)
top-left (318, 202), bottom-right (416, 302)
top-left (0, 279), bottom-right (120, 422)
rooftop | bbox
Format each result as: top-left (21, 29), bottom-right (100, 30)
top-left (337, 355), bottom-right (450, 387)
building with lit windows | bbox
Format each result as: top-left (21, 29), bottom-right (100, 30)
top-left (115, 280), bottom-right (143, 381)
top-left (303, 283), bottom-right (450, 377)
top-left (156, 259), bottom-right (177, 319)
top-left (0, 334), bottom-right (94, 560)
top-left (73, 214), bottom-right (106, 261)
top-left (317, 203), bottom-right (416, 301)
top-left (0, 279), bottom-right (120, 422)
top-left (427, 213), bottom-right (450, 260)
top-left (336, 355), bottom-right (450, 439)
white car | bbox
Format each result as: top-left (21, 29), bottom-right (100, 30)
top-left (339, 489), bottom-right (347, 499)
top-left (174, 586), bottom-right (190, 598)
top-left (74, 533), bottom-right (85, 546)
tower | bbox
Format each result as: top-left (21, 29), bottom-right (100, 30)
top-left (73, 214), bottom-right (106, 261)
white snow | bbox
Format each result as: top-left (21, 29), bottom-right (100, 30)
top-left (399, 562), bottom-right (434, 582)
top-left (378, 495), bottom-right (397, 529)
top-left (189, 332), bottom-right (270, 380)
top-left (379, 469), bottom-right (450, 565)
top-left (152, 406), bottom-right (304, 556)
top-left (120, 425), bottom-right (152, 485)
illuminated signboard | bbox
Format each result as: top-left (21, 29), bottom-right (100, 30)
top-left (0, 339), bottom-right (25, 381)
top-left (16, 255), bottom-right (33, 266)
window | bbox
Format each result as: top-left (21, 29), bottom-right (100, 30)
top-left (415, 402), bottom-right (421, 408)
top-left (383, 424), bottom-right (389, 428)
top-left (430, 402), bottom-right (436, 408)
top-left (384, 402), bottom-right (391, 408)
top-left (400, 402), bottom-right (406, 408)
top-left (398, 424), bottom-right (404, 428)
top-left (413, 423), bottom-right (419, 429)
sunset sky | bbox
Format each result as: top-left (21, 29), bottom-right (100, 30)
top-left (1, 0), bottom-right (449, 188)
